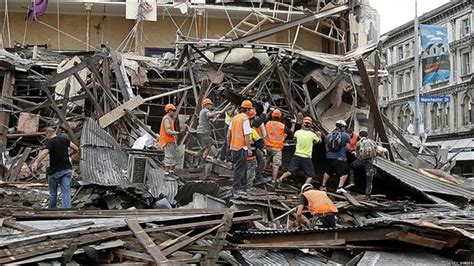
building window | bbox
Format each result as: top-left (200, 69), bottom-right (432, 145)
top-left (382, 52), bottom-right (387, 65)
top-left (397, 111), bottom-right (402, 129)
top-left (431, 103), bottom-right (439, 130)
top-left (397, 46), bottom-right (404, 61)
top-left (462, 95), bottom-right (472, 126)
top-left (397, 74), bottom-right (403, 93)
top-left (404, 71), bottom-right (411, 91)
top-left (404, 43), bottom-right (411, 58)
top-left (461, 51), bottom-right (471, 75)
top-left (442, 103), bottom-right (449, 128)
top-left (461, 18), bottom-right (470, 37)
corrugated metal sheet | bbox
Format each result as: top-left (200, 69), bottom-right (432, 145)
top-left (242, 250), bottom-right (327, 265)
top-left (237, 224), bottom-right (378, 238)
top-left (374, 158), bottom-right (472, 202)
top-left (146, 168), bottom-right (178, 203)
top-left (80, 119), bottom-right (130, 187)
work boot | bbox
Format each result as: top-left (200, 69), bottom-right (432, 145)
top-left (344, 181), bottom-right (355, 190)
top-left (254, 177), bottom-right (271, 186)
top-left (365, 194), bottom-right (371, 200)
top-left (336, 187), bottom-right (347, 194)
top-left (319, 186), bottom-right (327, 191)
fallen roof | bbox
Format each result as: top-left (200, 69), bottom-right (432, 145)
top-left (374, 158), bottom-right (473, 203)
top-left (79, 119), bottom-right (130, 187)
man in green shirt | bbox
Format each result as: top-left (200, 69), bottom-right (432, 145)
top-left (277, 117), bottom-right (321, 184)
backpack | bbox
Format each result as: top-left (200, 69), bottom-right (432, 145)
top-left (359, 138), bottom-right (378, 159)
top-left (326, 131), bottom-right (344, 152)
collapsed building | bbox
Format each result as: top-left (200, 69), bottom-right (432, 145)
top-left (0, 0), bottom-right (472, 264)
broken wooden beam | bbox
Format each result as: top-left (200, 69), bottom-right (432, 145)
top-left (355, 59), bottom-right (394, 161)
top-left (205, 211), bottom-right (234, 265)
top-left (99, 86), bottom-right (193, 128)
top-left (125, 218), bottom-right (169, 264)
top-left (161, 224), bottom-right (222, 257)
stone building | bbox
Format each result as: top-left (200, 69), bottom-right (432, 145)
top-left (379, 1), bottom-right (473, 176)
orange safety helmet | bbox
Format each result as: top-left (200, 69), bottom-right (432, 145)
top-left (165, 104), bottom-right (176, 112)
top-left (272, 109), bottom-right (282, 118)
top-left (241, 100), bottom-right (253, 109)
top-left (303, 117), bottom-right (313, 124)
top-left (247, 108), bottom-right (256, 119)
top-left (202, 98), bottom-right (213, 106)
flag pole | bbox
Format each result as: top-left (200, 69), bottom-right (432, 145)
top-left (413, 0), bottom-right (421, 135)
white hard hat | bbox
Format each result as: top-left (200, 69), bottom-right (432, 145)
top-left (336, 120), bottom-right (347, 127)
top-left (301, 183), bottom-right (314, 193)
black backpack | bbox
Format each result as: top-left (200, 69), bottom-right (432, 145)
top-left (326, 131), bottom-right (344, 152)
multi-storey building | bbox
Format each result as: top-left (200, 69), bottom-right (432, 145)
top-left (380, 1), bottom-right (473, 176)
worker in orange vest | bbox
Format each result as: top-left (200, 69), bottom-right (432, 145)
top-left (227, 100), bottom-right (253, 195)
top-left (265, 109), bottom-right (292, 181)
top-left (346, 128), bottom-right (360, 164)
top-left (296, 183), bottom-right (338, 228)
top-left (157, 104), bottom-right (179, 174)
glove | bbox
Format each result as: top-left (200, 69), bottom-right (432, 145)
top-left (263, 102), bottom-right (270, 113)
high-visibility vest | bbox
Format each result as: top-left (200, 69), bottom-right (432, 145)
top-left (247, 128), bottom-right (261, 161)
top-left (255, 124), bottom-right (263, 138)
top-left (303, 190), bottom-right (338, 216)
top-left (347, 133), bottom-right (359, 151)
top-left (158, 116), bottom-right (176, 148)
top-left (230, 113), bottom-right (248, 151)
top-left (264, 121), bottom-right (285, 150)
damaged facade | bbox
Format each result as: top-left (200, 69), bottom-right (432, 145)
top-left (379, 1), bottom-right (474, 177)
top-left (0, 0), bottom-right (472, 264)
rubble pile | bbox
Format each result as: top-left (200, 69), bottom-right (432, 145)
top-left (0, 1), bottom-right (472, 264)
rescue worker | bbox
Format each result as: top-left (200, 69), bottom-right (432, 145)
top-left (296, 183), bottom-right (338, 228)
top-left (277, 117), bottom-right (321, 184)
top-left (197, 98), bottom-right (223, 166)
top-left (227, 100), bottom-right (253, 195)
top-left (320, 120), bottom-right (350, 194)
top-left (246, 108), bottom-right (265, 189)
top-left (218, 105), bottom-right (236, 162)
top-left (248, 103), bottom-right (271, 185)
top-left (157, 104), bottom-right (179, 174)
top-left (347, 131), bottom-right (389, 199)
top-left (346, 128), bottom-right (360, 164)
top-left (265, 109), bottom-right (292, 181)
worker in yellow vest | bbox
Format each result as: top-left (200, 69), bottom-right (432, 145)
top-left (265, 109), bottom-right (292, 181)
top-left (296, 183), bottom-right (338, 228)
top-left (227, 100), bottom-right (253, 195)
top-left (157, 104), bottom-right (179, 174)
top-left (278, 117), bottom-right (321, 184)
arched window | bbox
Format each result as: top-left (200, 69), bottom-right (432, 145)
top-left (462, 95), bottom-right (472, 126)
top-left (431, 103), bottom-right (439, 130)
top-left (441, 103), bottom-right (449, 128)
top-left (398, 108), bottom-right (404, 130)
top-left (402, 108), bottom-right (408, 129)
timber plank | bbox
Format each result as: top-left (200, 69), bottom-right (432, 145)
top-left (125, 218), bottom-right (169, 264)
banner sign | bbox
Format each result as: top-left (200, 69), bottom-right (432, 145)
top-left (420, 96), bottom-right (450, 103)
top-left (420, 24), bottom-right (450, 86)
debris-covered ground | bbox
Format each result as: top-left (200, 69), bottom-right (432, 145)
top-left (0, 1), bottom-right (473, 264)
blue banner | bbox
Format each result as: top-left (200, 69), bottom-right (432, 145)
top-left (420, 24), bottom-right (450, 86)
top-left (420, 96), bottom-right (450, 103)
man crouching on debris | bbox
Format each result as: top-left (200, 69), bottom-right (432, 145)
top-left (297, 184), bottom-right (338, 228)
top-left (157, 104), bottom-right (179, 174)
top-left (228, 100), bottom-right (253, 195)
top-left (32, 127), bottom-right (79, 209)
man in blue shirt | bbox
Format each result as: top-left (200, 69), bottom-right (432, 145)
top-left (320, 120), bottom-right (350, 194)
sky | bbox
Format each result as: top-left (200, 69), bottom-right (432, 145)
top-left (369, 0), bottom-right (451, 34)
